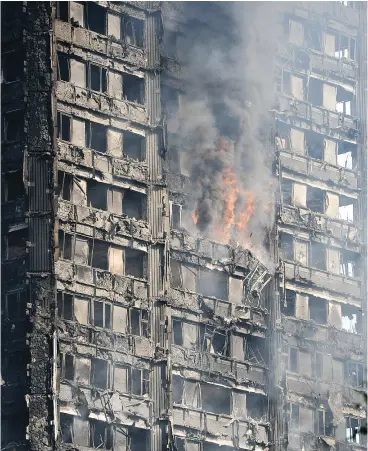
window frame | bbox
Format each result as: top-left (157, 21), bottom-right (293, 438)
top-left (121, 14), bottom-right (145, 48)
top-left (3, 109), bottom-right (24, 142)
top-left (60, 353), bottom-right (75, 382)
top-left (91, 298), bottom-right (112, 329)
top-left (86, 62), bottom-right (107, 94)
top-left (57, 112), bottom-right (72, 142)
top-left (129, 308), bottom-right (149, 338)
top-left (346, 416), bottom-right (367, 445)
top-left (200, 324), bottom-right (230, 357)
top-left (91, 357), bottom-right (110, 390)
top-left (85, 120), bottom-right (107, 153)
top-left (290, 404), bottom-right (300, 429)
top-left (289, 347), bottom-right (299, 373)
top-left (3, 289), bottom-right (27, 321)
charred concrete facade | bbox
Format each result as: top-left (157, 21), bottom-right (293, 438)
top-left (1, 2), bottom-right (367, 451)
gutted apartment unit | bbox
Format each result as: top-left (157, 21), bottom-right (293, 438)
top-left (1, 2), bottom-right (367, 451)
top-left (275, 2), bottom-right (367, 450)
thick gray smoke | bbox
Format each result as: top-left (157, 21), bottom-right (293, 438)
top-left (169, 2), bottom-right (283, 267)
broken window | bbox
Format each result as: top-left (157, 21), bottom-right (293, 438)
top-left (87, 63), bottom-right (107, 93)
top-left (244, 335), bottom-right (267, 365)
top-left (342, 304), bottom-right (361, 334)
top-left (74, 236), bottom-right (89, 265)
top-left (307, 25), bottom-right (322, 51)
top-left (281, 179), bottom-right (293, 205)
top-left (306, 130), bottom-right (324, 160)
top-left (3, 290), bottom-right (27, 321)
top-left (280, 232), bottom-right (294, 261)
top-left (87, 179), bottom-right (108, 210)
top-left (91, 358), bottom-right (109, 389)
top-left (57, 112), bottom-right (71, 141)
top-left (3, 351), bottom-right (26, 385)
top-left (315, 409), bottom-right (334, 436)
top-left (198, 268), bottom-right (228, 300)
top-left (275, 123), bottom-right (291, 150)
top-left (128, 427), bottom-right (149, 451)
top-left (307, 186), bottom-right (324, 213)
top-left (288, 19), bottom-right (304, 47)
top-left (85, 121), bottom-right (107, 153)
top-left (310, 241), bottom-right (326, 271)
top-left (282, 289), bottom-right (296, 316)
top-left (2, 48), bottom-right (23, 83)
top-left (315, 352), bottom-right (323, 379)
top-left (174, 437), bottom-right (185, 451)
top-left (57, 172), bottom-right (72, 201)
top-left (92, 300), bottom-right (111, 329)
top-left (337, 141), bottom-right (357, 170)
top-left (60, 413), bottom-right (74, 444)
top-left (172, 318), bottom-right (183, 345)
top-left (336, 86), bottom-right (354, 116)
top-left (57, 52), bottom-right (70, 81)
top-left (290, 404), bottom-right (300, 429)
top-left (1, 414), bottom-right (27, 446)
top-left (58, 231), bottom-right (72, 258)
top-left (309, 295), bottom-right (328, 324)
top-left (335, 35), bottom-right (355, 60)
top-left (123, 74), bottom-right (145, 104)
top-left (247, 393), bottom-right (267, 420)
top-left (200, 324), bottom-right (230, 357)
top-left (122, 14), bottom-right (144, 47)
top-left (123, 190), bottom-right (146, 220)
top-left (171, 203), bottom-right (181, 229)
top-left (85, 2), bottom-right (106, 35)
top-left (172, 318), bottom-right (198, 349)
top-left (58, 291), bottom-right (73, 320)
top-left (308, 78), bottom-right (324, 107)
top-left (56, 2), bottom-right (69, 21)
top-left (2, 171), bottom-right (25, 202)
top-left (129, 308), bottom-right (149, 337)
top-left (345, 361), bottom-right (364, 388)
top-left (61, 353), bottom-right (74, 381)
top-left (339, 195), bottom-right (355, 222)
top-left (3, 110), bottom-right (23, 141)
top-left (89, 420), bottom-right (112, 449)
top-left (201, 382), bottom-right (231, 415)
top-left (340, 250), bottom-right (359, 278)
top-left (346, 417), bottom-right (367, 445)
top-left (289, 347), bottom-right (298, 372)
top-left (113, 365), bottom-right (149, 396)
top-left (6, 228), bottom-right (27, 259)
top-left (131, 368), bottom-right (149, 396)
top-left (125, 248), bottom-right (145, 278)
top-left (89, 240), bottom-right (108, 270)
top-left (123, 130), bottom-right (145, 161)
top-left (170, 260), bottom-right (183, 288)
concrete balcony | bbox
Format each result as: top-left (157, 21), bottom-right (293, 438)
top-left (55, 20), bottom-right (146, 68)
top-left (56, 81), bottom-right (148, 127)
top-left (57, 140), bottom-right (149, 184)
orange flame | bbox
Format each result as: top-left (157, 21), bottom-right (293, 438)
top-left (192, 209), bottom-right (199, 225)
top-left (219, 167), bottom-right (255, 244)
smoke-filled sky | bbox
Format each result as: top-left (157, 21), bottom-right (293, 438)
top-left (168, 2), bottom-right (283, 268)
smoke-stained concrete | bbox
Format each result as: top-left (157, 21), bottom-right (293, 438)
top-left (172, 2), bottom-right (282, 266)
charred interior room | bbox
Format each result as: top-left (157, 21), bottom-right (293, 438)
top-left (1, 2), bottom-right (367, 451)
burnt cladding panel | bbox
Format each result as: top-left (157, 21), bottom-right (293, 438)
top-left (28, 154), bottom-right (52, 212)
top-left (29, 217), bottom-right (51, 272)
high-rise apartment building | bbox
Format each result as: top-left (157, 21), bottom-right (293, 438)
top-left (1, 2), bottom-right (367, 451)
